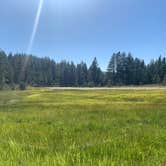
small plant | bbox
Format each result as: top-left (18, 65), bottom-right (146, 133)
top-left (162, 75), bottom-right (166, 85)
top-left (19, 82), bottom-right (26, 90)
top-left (10, 83), bottom-right (16, 90)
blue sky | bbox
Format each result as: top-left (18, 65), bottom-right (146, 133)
top-left (0, 0), bottom-right (166, 70)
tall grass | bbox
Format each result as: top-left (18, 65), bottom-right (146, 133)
top-left (0, 89), bottom-right (165, 165)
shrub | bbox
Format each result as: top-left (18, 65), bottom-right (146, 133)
top-left (19, 82), bottom-right (26, 90)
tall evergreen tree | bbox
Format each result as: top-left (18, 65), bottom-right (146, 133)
top-left (0, 49), bottom-right (166, 88)
top-left (0, 51), bottom-right (9, 89)
top-left (76, 62), bottom-right (88, 86)
top-left (88, 57), bottom-right (102, 86)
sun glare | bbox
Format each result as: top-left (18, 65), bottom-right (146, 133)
top-left (20, 0), bottom-right (44, 81)
top-left (27, 0), bottom-right (44, 54)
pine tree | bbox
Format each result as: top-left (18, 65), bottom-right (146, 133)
top-left (0, 51), bottom-right (9, 89)
top-left (88, 57), bottom-right (102, 86)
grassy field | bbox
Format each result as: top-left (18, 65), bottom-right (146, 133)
top-left (0, 88), bottom-right (166, 165)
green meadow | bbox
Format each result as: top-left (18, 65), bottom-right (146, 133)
top-left (0, 88), bottom-right (166, 165)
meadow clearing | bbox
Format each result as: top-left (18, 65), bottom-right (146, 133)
top-left (0, 88), bottom-right (165, 165)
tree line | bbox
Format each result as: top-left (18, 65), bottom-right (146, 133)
top-left (0, 50), bottom-right (166, 89)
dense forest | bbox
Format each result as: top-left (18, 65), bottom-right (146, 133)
top-left (0, 49), bottom-right (166, 89)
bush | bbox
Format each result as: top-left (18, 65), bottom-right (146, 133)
top-left (162, 75), bottom-right (166, 86)
top-left (19, 82), bottom-right (26, 90)
top-left (0, 84), bottom-right (13, 90)
top-left (88, 82), bottom-right (95, 87)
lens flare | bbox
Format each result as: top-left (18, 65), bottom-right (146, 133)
top-left (20, 0), bottom-right (44, 81)
top-left (27, 0), bottom-right (44, 54)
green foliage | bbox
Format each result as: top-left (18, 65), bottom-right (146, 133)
top-left (88, 57), bottom-right (103, 86)
top-left (0, 51), bottom-right (9, 86)
top-left (19, 82), bottom-right (26, 90)
top-left (0, 88), bottom-right (165, 165)
top-left (162, 75), bottom-right (166, 85)
top-left (0, 50), bottom-right (166, 87)
top-left (107, 52), bottom-right (147, 85)
top-left (76, 62), bottom-right (88, 86)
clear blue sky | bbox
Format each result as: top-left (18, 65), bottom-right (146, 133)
top-left (0, 0), bottom-right (166, 70)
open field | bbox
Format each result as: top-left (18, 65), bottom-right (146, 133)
top-left (49, 86), bottom-right (166, 90)
top-left (0, 88), bottom-right (166, 165)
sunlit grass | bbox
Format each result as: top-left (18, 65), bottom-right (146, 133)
top-left (0, 88), bottom-right (165, 165)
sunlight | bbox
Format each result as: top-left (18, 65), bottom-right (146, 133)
top-left (27, 0), bottom-right (44, 54)
top-left (20, 0), bottom-right (44, 81)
